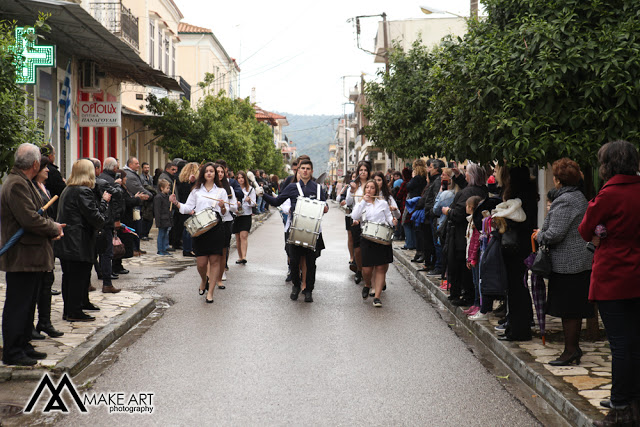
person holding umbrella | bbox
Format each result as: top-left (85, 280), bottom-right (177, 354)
top-left (1, 143), bottom-right (65, 366)
top-left (533, 158), bottom-right (594, 365)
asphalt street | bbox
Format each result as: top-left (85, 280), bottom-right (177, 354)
top-left (59, 203), bottom-right (539, 426)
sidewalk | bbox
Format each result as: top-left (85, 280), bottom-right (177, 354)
top-left (392, 243), bottom-right (610, 426)
top-left (0, 211), bottom-right (272, 380)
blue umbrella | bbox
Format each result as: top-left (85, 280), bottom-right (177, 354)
top-left (0, 195), bottom-right (58, 256)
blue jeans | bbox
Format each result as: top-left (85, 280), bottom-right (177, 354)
top-left (256, 196), bottom-right (263, 213)
top-left (471, 264), bottom-right (480, 306)
top-left (182, 228), bottom-right (192, 252)
top-left (598, 298), bottom-right (640, 407)
top-left (403, 224), bottom-right (416, 249)
top-left (157, 227), bottom-right (171, 254)
top-left (431, 219), bottom-right (442, 269)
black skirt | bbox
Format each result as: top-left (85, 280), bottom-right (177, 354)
top-left (351, 222), bottom-right (362, 248)
top-left (193, 223), bottom-right (225, 256)
top-left (345, 215), bottom-right (353, 231)
top-left (233, 215), bottom-right (252, 234)
top-left (222, 220), bottom-right (233, 248)
top-left (361, 236), bottom-right (393, 267)
top-left (546, 270), bottom-right (595, 319)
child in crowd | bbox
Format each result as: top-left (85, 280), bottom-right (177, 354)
top-left (154, 179), bottom-right (172, 256)
top-left (464, 196), bottom-right (484, 317)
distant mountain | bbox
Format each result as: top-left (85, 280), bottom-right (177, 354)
top-left (276, 112), bottom-right (339, 173)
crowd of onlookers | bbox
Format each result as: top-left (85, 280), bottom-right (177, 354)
top-left (331, 141), bottom-right (640, 426)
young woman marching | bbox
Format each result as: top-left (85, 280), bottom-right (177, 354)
top-left (169, 162), bottom-right (227, 304)
top-left (350, 179), bottom-right (397, 307)
top-left (233, 171), bottom-right (256, 264)
top-left (345, 161), bottom-right (371, 284)
top-left (339, 171), bottom-right (356, 271)
top-left (371, 171), bottom-right (401, 294)
top-left (216, 164), bottom-right (238, 289)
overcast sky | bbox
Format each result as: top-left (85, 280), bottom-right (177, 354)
top-left (175, 0), bottom-right (476, 116)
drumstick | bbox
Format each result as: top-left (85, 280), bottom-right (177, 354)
top-left (169, 180), bottom-right (176, 211)
top-left (201, 195), bottom-right (235, 205)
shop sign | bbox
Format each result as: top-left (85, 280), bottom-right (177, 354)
top-left (10, 27), bottom-right (55, 85)
top-left (78, 101), bottom-right (121, 127)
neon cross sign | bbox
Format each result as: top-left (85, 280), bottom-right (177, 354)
top-left (10, 27), bottom-right (55, 85)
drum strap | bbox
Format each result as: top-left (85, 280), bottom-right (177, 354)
top-left (295, 182), bottom-right (323, 200)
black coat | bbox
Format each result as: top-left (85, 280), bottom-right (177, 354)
top-left (448, 184), bottom-right (488, 255)
top-left (406, 175), bottom-right (427, 198)
top-left (44, 163), bottom-right (65, 221)
top-left (153, 193), bottom-right (172, 228)
top-left (54, 186), bottom-right (107, 262)
top-left (421, 173), bottom-right (441, 218)
top-left (98, 170), bottom-right (124, 225)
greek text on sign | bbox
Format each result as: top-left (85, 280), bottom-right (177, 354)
top-left (78, 101), bottom-right (121, 127)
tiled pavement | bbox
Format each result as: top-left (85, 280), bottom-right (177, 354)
top-left (393, 243), bottom-right (611, 419)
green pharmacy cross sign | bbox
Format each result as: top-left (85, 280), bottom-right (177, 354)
top-left (10, 27), bottom-right (55, 85)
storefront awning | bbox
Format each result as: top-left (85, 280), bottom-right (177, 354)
top-left (0, 0), bottom-right (182, 92)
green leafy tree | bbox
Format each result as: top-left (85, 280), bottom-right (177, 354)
top-left (364, 0), bottom-right (640, 166)
top-left (144, 86), bottom-right (285, 175)
top-left (0, 17), bottom-right (50, 176)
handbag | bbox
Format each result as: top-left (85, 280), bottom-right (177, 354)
top-left (531, 244), bottom-right (552, 277)
top-left (112, 235), bottom-right (125, 259)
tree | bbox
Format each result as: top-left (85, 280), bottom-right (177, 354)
top-left (364, 0), bottom-right (640, 166)
top-left (144, 89), bottom-right (285, 175)
top-left (0, 17), bottom-right (49, 175)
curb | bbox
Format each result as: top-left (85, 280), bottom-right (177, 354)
top-left (393, 248), bottom-right (596, 427)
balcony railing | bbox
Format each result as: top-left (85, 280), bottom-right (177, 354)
top-left (90, 2), bottom-right (139, 52)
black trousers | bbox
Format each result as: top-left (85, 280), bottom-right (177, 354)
top-left (448, 253), bottom-right (473, 301)
top-left (289, 245), bottom-right (318, 292)
top-left (29, 271), bottom-right (55, 329)
top-left (504, 251), bottom-right (533, 340)
top-left (421, 221), bottom-right (435, 265)
top-left (2, 272), bottom-right (42, 362)
top-left (99, 227), bottom-right (114, 286)
top-left (598, 298), bottom-right (640, 406)
top-left (60, 260), bottom-right (92, 317)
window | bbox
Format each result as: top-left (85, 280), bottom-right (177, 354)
top-left (158, 28), bottom-right (162, 70)
top-left (149, 22), bottom-right (155, 67)
top-left (172, 45), bottom-right (176, 77)
top-left (165, 36), bottom-right (169, 74)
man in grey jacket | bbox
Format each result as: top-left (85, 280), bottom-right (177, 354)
top-left (123, 157), bottom-right (150, 253)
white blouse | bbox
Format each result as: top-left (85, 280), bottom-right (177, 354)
top-left (380, 194), bottom-right (401, 219)
top-left (238, 187), bottom-right (256, 217)
top-left (351, 198), bottom-right (394, 226)
top-left (178, 184), bottom-right (228, 216)
top-left (220, 190), bottom-right (238, 222)
top-left (345, 184), bottom-right (364, 207)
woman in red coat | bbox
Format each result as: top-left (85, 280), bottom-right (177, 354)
top-left (579, 140), bottom-right (640, 427)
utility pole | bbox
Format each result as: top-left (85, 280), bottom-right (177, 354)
top-left (470, 0), bottom-right (478, 19)
top-left (382, 12), bottom-right (389, 73)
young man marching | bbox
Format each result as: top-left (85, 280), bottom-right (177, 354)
top-left (263, 159), bottom-right (328, 303)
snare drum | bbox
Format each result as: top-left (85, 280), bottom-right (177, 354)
top-left (361, 221), bottom-right (394, 245)
top-left (287, 197), bottom-right (326, 250)
top-left (184, 208), bottom-right (219, 237)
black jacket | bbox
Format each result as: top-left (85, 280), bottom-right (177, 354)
top-left (98, 170), bottom-right (124, 226)
top-left (406, 175), bottom-right (427, 199)
top-left (54, 186), bottom-right (107, 262)
top-left (153, 193), bottom-right (172, 228)
top-left (448, 184), bottom-right (488, 255)
top-left (44, 163), bottom-right (65, 221)
top-left (421, 173), bottom-right (441, 217)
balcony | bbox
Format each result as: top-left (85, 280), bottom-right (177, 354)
top-left (90, 2), bottom-right (139, 52)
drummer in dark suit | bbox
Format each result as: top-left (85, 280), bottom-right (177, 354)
top-left (351, 179), bottom-right (397, 308)
top-left (263, 159), bottom-right (328, 303)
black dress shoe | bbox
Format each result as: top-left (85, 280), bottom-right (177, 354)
top-left (548, 349), bottom-right (583, 366)
top-left (109, 274), bottom-right (119, 280)
top-left (82, 303), bottom-right (100, 311)
top-left (600, 399), bottom-right (612, 409)
top-left (66, 312), bottom-right (95, 322)
top-left (451, 299), bottom-right (473, 307)
top-left (183, 251), bottom-right (196, 257)
top-left (51, 289), bottom-right (61, 296)
top-left (36, 324), bottom-right (64, 338)
top-left (354, 271), bottom-right (363, 284)
top-left (31, 328), bottom-right (45, 340)
top-left (362, 286), bottom-right (370, 299)
top-left (25, 348), bottom-right (47, 359)
top-left (3, 356), bottom-right (37, 366)
top-left (115, 269), bottom-right (129, 275)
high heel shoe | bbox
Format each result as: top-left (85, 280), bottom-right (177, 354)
top-left (548, 348), bottom-right (583, 366)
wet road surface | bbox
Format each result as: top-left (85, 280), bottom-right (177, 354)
top-left (59, 204), bottom-right (539, 426)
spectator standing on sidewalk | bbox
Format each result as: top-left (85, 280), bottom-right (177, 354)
top-left (1, 144), bottom-right (64, 366)
top-left (579, 140), bottom-right (640, 427)
top-left (97, 157), bottom-right (123, 294)
top-left (123, 158), bottom-right (151, 254)
top-left (139, 162), bottom-right (155, 241)
top-left (154, 179), bottom-right (172, 255)
top-left (41, 144), bottom-right (65, 221)
top-left (534, 159), bottom-right (593, 366)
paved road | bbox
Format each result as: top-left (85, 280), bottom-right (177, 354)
top-left (60, 204), bottom-right (538, 426)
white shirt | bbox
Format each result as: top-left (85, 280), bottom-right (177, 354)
top-left (179, 184), bottom-right (227, 216)
top-left (238, 187), bottom-right (256, 217)
top-left (351, 198), bottom-right (394, 226)
top-left (381, 194), bottom-right (401, 219)
top-left (345, 184), bottom-right (364, 207)
top-left (220, 190), bottom-right (238, 222)
top-left (282, 199), bottom-right (292, 231)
